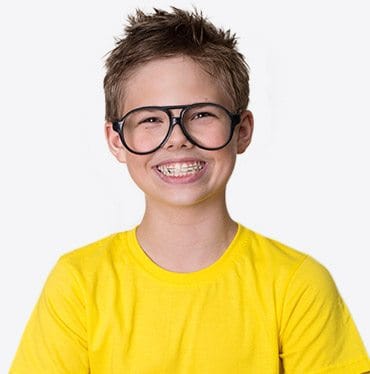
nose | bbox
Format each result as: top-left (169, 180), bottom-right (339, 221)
top-left (163, 117), bottom-right (193, 150)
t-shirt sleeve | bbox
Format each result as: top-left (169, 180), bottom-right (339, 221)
top-left (279, 255), bottom-right (370, 374)
top-left (9, 257), bottom-right (89, 373)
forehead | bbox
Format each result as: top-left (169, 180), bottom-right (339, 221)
top-left (122, 56), bottom-right (233, 113)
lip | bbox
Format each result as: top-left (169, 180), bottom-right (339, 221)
top-left (152, 158), bottom-right (208, 184)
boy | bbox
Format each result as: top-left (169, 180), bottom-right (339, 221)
top-left (10, 7), bottom-right (370, 373)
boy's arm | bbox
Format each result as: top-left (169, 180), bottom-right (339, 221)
top-left (9, 257), bottom-right (89, 373)
top-left (279, 255), bottom-right (370, 374)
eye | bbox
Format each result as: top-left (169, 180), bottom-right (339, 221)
top-left (138, 117), bottom-right (163, 124)
top-left (192, 111), bottom-right (215, 120)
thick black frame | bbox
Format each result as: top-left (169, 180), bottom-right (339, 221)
top-left (112, 102), bottom-right (241, 155)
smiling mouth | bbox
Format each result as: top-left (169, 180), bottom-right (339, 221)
top-left (156, 161), bottom-right (206, 177)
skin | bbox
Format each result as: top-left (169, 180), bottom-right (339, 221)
top-left (105, 56), bottom-right (254, 272)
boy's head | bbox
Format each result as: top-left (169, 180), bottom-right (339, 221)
top-left (104, 7), bottom-right (250, 122)
top-left (104, 7), bottom-right (253, 208)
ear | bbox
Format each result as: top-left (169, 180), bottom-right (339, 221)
top-left (236, 110), bottom-right (254, 154)
top-left (104, 122), bottom-right (127, 163)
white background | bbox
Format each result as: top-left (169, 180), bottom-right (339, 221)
top-left (1, 0), bottom-right (369, 370)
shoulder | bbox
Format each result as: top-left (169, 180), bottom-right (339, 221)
top-left (238, 224), bottom-right (313, 273)
top-left (237, 224), bottom-right (335, 293)
top-left (53, 228), bottom-right (134, 279)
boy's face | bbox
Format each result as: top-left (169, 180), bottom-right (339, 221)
top-left (105, 56), bottom-right (253, 208)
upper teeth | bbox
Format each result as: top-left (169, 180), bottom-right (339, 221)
top-left (157, 161), bottom-right (204, 176)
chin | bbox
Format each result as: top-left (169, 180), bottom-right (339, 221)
top-left (157, 189), bottom-right (222, 208)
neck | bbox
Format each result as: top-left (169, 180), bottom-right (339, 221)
top-left (136, 194), bottom-right (238, 272)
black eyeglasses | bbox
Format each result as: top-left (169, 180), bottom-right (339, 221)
top-left (112, 102), bottom-right (241, 155)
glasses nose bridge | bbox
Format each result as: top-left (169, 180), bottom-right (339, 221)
top-left (167, 104), bottom-right (186, 129)
top-left (168, 114), bottom-right (189, 139)
top-left (170, 115), bottom-right (182, 127)
top-left (163, 112), bottom-right (192, 148)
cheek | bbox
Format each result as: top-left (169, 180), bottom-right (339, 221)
top-left (125, 157), bottom-right (150, 186)
top-left (212, 150), bottom-right (237, 181)
top-left (229, 133), bottom-right (241, 153)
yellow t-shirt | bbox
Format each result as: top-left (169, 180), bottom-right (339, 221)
top-left (10, 224), bottom-right (370, 373)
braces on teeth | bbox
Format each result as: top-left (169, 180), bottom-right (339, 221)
top-left (157, 162), bottom-right (204, 177)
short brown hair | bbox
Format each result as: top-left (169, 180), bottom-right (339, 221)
top-left (103, 7), bottom-right (250, 122)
